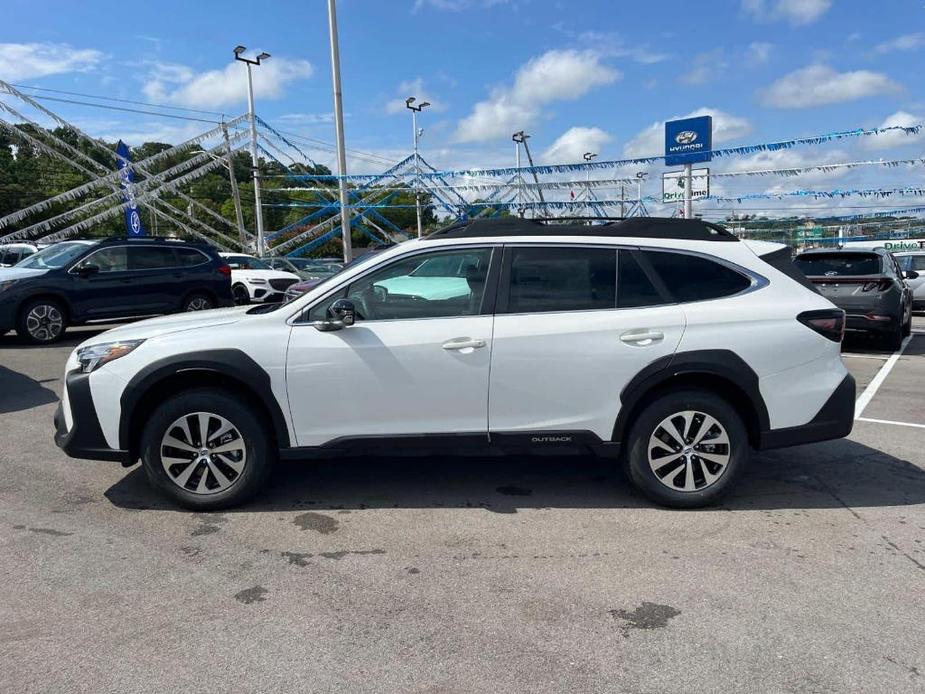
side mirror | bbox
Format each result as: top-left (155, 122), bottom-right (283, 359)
top-left (313, 298), bottom-right (356, 332)
top-left (77, 264), bottom-right (99, 278)
top-left (904, 270), bottom-right (920, 280)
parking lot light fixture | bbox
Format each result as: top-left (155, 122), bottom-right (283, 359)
top-left (233, 46), bottom-right (269, 257)
top-left (406, 97), bottom-right (430, 238)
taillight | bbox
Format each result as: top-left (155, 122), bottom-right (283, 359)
top-left (797, 309), bottom-right (845, 342)
top-left (217, 264), bottom-right (231, 277)
top-left (861, 279), bottom-right (891, 292)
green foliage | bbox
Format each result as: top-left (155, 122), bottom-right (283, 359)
top-left (0, 126), bottom-right (443, 255)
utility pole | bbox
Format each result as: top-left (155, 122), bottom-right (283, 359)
top-left (233, 45), bottom-right (270, 257)
top-left (222, 123), bottom-right (247, 249)
top-left (405, 97), bottom-right (430, 238)
top-left (683, 163), bottom-right (693, 219)
top-left (326, 0), bottom-right (353, 262)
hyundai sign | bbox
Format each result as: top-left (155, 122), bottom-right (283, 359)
top-left (665, 116), bottom-right (713, 166)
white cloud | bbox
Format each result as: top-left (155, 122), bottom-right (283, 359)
top-left (863, 111), bottom-right (925, 150)
top-left (760, 64), bottom-right (902, 108)
top-left (746, 42), bottom-right (774, 65)
top-left (679, 49), bottom-right (727, 85)
top-left (742, 0), bottom-right (831, 25)
top-left (385, 78), bottom-right (447, 115)
top-left (412, 0), bottom-right (511, 11)
top-left (874, 33), bottom-right (925, 54)
top-left (143, 58), bottom-right (313, 109)
top-left (0, 42), bottom-right (103, 81)
top-left (567, 30), bottom-right (671, 64)
top-left (541, 126), bottom-right (613, 163)
top-left (623, 108), bottom-right (752, 159)
top-left (454, 49), bottom-right (620, 142)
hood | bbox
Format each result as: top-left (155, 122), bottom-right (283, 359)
top-left (0, 267), bottom-right (49, 281)
top-left (81, 306), bottom-right (251, 345)
top-left (232, 269), bottom-right (299, 281)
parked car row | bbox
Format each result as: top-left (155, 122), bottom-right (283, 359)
top-left (0, 236), bottom-right (337, 343)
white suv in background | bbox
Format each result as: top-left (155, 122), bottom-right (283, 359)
top-left (55, 217), bottom-right (855, 510)
top-left (896, 250), bottom-right (925, 310)
top-left (219, 252), bottom-right (300, 305)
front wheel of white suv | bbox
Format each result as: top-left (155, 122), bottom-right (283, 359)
top-left (139, 389), bottom-right (274, 510)
top-left (624, 389), bottom-right (749, 508)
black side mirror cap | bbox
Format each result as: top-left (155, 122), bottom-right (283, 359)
top-left (905, 270), bottom-right (920, 280)
top-left (77, 264), bottom-right (100, 278)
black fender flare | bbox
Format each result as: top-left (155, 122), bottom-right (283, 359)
top-left (118, 349), bottom-right (290, 451)
top-left (612, 349), bottom-right (771, 444)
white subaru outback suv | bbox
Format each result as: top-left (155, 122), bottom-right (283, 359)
top-left (55, 217), bottom-right (855, 510)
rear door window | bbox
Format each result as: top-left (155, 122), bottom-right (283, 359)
top-left (617, 251), bottom-right (663, 308)
top-left (175, 247), bottom-right (209, 267)
top-left (504, 247), bottom-right (616, 313)
top-left (642, 251), bottom-right (752, 303)
top-left (130, 246), bottom-right (178, 270)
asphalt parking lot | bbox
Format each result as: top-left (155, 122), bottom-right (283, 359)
top-left (1, 319), bottom-right (924, 694)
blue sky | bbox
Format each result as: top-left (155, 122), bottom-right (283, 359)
top-left (2, 0), bottom-right (925, 213)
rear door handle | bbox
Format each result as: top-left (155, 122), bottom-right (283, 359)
top-left (620, 330), bottom-right (664, 346)
top-left (442, 338), bottom-right (486, 350)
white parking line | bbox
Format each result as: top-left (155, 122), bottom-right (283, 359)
top-left (842, 353), bottom-right (889, 360)
top-left (857, 416), bottom-right (925, 430)
top-left (854, 334), bottom-right (914, 419)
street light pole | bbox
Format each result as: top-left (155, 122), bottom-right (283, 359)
top-left (635, 171), bottom-right (647, 218)
top-left (234, 45), bottom-right (269, 256)
top-left (405, 97), bottom-right (430, 238)
top-left (583, 152), bottom-right (597, 217)
top-left (326, 0), bottom-right (353, 262)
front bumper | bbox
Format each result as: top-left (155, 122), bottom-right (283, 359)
top-left (54, 370), bottom-right (129, 463)
top-left (758, 373), bottom-right (856, 450)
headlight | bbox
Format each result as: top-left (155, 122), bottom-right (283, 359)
top-left (0, 279), bottom-right (18, 293)
top-left (76, 340), bottom-right (145, 373)
top-left (247, 278), bottom-right (268, 285)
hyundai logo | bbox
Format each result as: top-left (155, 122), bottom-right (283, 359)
top-left (675, 130), bottom-right (698, 145)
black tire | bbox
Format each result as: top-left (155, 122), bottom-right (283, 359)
top-left (139, 388), bottom-right (274, 510)
top-left (16, 298), bottom-right (68, 344)
top-left (882, 323), bottom-right (903, 351)
top-left (232, 284), bottom-right (250, 306)
top-left (624, 389), bottom-right (749, 509)
top-left (182, 292), bottom-right (215, 312)
top-left (902, 305), bottom-right (912, 337)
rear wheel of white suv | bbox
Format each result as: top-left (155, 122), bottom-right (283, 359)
top-left (625, 389), bottom-right (748, 508)
top-left (139, 389), bottom-right (273, 510)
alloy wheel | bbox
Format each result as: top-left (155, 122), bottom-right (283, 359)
top-left (160, 411), bottom-right (247, 495)
top-left (25, 304), bottom-right (64, 342)
top-left (185, 296), bottom-right (212, 311)
top-left (647, 410), bottom-right (731, 492)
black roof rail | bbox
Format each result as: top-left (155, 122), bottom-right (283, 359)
top-left (427, 216), bottom-right (739, 242)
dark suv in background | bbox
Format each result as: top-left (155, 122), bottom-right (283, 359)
top-left (0, 237), bottom-right (233, 344)
top-left (794, 247), bottom-right (915, 349)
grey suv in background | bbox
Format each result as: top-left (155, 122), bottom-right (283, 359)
top-left (794, 247), bottom-right (915, 349)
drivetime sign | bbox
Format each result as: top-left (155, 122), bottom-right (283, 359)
top-left (665, 116), bottom-right (713, 166)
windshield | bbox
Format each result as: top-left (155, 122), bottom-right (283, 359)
top-left (17, 242), bottom-right (94, 270)
top-left (794, 253), bottom-right (882, 277)
top-left (225, 255), bottom-right (270, 270)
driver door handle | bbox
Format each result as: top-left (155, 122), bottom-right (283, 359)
top-left (442, 338), bottom-right (486, 350)
top-left (620, 330), bottom-right (664, 345)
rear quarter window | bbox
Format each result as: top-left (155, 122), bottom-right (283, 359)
top-left (642, 251), bottom-right (752, 303)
